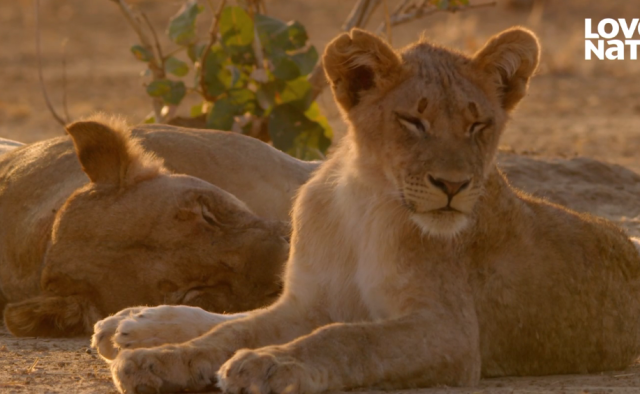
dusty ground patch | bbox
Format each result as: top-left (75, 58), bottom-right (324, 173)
top-left (2, 323), bottom-right (640, 394)
top-left (0, 326), bottom-right (115, 393)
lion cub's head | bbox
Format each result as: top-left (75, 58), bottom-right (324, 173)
top-left (323, 27), bottom-right (539, 237)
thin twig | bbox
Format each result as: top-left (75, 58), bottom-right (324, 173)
top-left (162, 46), bottom-right (187, 59)
top-left (34, 0), bottom-right (67, 127)
top-left (199, 0), bottom-right (226, 102)
top-left (383, 0), bottom-right (392, 44)
top-left (28, 358), bottom-right (39, 373)
top-left (111, 0), bottom-right (164, 121)
top-left (308, 63), bottom-right (327, 101)
top-left (375, 1), bottom-right (497, 34)
top-left (61, 38), bottom-right (71, 123)
top-left (343, 0), bottom-right (382, 31)
top-left (141, 12), bottom-right (164, 64)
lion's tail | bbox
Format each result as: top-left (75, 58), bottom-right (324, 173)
top-left (4, 295), bottom-right (102, 337)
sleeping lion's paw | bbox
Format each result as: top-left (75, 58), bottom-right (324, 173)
top-left (112, 345), bottom-right (219, 394)
top-left (93, 305), bottom-right (224, 361)
top-left (92, 307), bottom-right (146, 360)
top-left (218, 348), bottom-right (320, 394)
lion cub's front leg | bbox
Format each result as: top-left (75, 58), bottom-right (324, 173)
top-left (110, 299), bottom-right (322, 393)
top-left (218, 313), bottom-right (481, 394)
top-left (92, 305), bottom-right (243, 360)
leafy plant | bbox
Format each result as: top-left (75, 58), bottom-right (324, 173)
top-left (132, 1), bottom-right (331, 161)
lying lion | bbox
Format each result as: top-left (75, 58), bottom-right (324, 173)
top-left (0, 116), bottom-right (316, 337)
top-left (95, 27), bottom-right (640, 393)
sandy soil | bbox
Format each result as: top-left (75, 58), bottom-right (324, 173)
top-left (2, 0), bottom-right (640, 393)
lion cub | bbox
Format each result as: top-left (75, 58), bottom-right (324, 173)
top-left (105, 27), bottom-right (640, 393)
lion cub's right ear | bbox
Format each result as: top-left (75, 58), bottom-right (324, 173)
top-left (323, 29), bottom-right (402, 111)
top-left (472, 27), bottom-right (540, 112)
top-left (66, 117), bottom-right (163, 189)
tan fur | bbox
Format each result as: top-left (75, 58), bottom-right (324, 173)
top-left (1, 118), bottom-right (316, 337)
top-left (107, 28), bottom-right (640, 394)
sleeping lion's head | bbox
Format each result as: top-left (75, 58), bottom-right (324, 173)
top-left (323, 27), bottom-right (540, 237)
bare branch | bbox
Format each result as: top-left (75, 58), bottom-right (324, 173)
top-left (375, 1), bottom-right (497, 34)
top-left (61, 38), bottom-right (71, 123)
top-left (308, 62), bottom-right (328, 101)
top-left (34, 0), bottom-right (66, 128)
top-left (141, 12), bottom-right (164, 63)
top-left (111, 0), bottom-right (165, 122)
top-left (383, 0), bottom-right (392, 44)
top-left (343, 0), bottom-right (382, 31)
top-left (199, 0), bottom-right (227, 102)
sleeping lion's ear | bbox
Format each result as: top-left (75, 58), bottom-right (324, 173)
top-left (66, 116), bottom-right (163, 188)
top-left (323, 28), bottom-right (401, 111)
top-left (472, 27), bottom-right (540, 112)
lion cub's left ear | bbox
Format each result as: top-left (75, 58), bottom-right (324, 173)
top-left (473, 27), bottom-right (540, 112)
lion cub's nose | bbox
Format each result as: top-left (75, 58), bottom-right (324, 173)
top-left (428, 175), bottom-right (470, 198)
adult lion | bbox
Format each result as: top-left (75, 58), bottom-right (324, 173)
top-left (0, 117), bottom-right (316, 337)
top-left (99, 27), bottom-right (640, 394)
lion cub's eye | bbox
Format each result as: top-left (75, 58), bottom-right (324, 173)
top-left (394, 112), bottom-right (427, 135)
top-left (469, 122), bottom-right (486, 135)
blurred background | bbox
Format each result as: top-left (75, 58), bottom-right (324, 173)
top-left (1, 0), bottom-right (639, 171)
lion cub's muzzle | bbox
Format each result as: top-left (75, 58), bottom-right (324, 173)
top-left (401, 174), bottom-right (477, 214)
top-left (401, 173), bottom-right (479, 236)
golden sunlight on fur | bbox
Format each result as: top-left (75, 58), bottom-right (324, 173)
top-left (0, 118), bottom-right (316, 337)
top-left (103, 27), bottom-right (640, 394)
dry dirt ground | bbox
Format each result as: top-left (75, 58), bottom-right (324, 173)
top-left (2, 0), bottom-right (640, 393)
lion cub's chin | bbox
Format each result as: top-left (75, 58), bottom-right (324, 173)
top-left (410, 211), bottom-right (471, 238)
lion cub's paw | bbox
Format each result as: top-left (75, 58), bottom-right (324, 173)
top-left (93, 305), bottom-right (225, 361)
top-left (218, 348), bottom-right (318, 394)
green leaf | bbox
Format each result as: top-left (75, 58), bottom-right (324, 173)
top-left (206, 97), bottom-right (242, 130)
top-left (224, 44), bottom-right (256, 66)
top-left (168, 0), bottom-right (203, 45)
top-left (228, 65), bottom-right (242, 87)
top-left (163, 80), bottom-right (187, 105)
top-left (219, 6), bottom-right (254, 47)
top-left (146, 79), bottom-right (173, 97)
top-left (292, 127), bottom-right (331, 160)
top-left (255, 14), bottom-right (291, 53)
top-left (271, 52), bottom-right (300, 81)
top-left (165, 57), bottom-right (189, 77)
top-left (190, 104), bottom-right (204, 117)
top-left (256, 81), bottom-right (278, 110)
top-left (291, 46), bottom-right (318, 76)
top-left (131, 45), bottom-right (153, 62)
top-left (278, 77), bottom-right (313, 110)
top-left (305, 101), bottom-right (333, 149)
top-left (187, 43), bottom-right (206, 63)
top-left (228, 88), bottom-right (257, 114)
top-left (255, 15), bottom-right (308, 53)
top-left (202, 46), bottom-right (228, 97)
top-left (146, 79), bottom-right (186, 105)
top-left (287, 21), bottom-right (308, 50)
top-left (437, 0), bottom-right (450, 9)
top-left (268, 103), bottom-right (323, 155)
